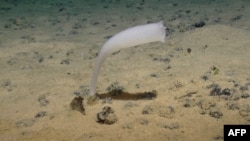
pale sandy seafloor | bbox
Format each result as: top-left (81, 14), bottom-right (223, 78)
top-left (0, 0), bottom-right (250, 141)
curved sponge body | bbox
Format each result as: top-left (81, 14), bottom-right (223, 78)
top-left (89, 21), bottom-right (166, 95)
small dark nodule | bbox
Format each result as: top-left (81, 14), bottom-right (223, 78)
top-left (194, 21), bottom-right (205, 28)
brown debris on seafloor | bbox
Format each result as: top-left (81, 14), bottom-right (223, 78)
top-left (96, 90), bottom-right (157, 101)
top-left (70, 96), bottom-right (85, 115)
top-left (100, 81), bottom-right (157, 100)
top-left (86, 89), bottom-right (157, 105)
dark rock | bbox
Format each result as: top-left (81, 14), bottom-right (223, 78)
top-left (58, 8), bottom-right (66, 12)
top-left (35, 111), bottom-right (47, 118)
top-left (240, 85), bottom-right (248, 91)
top-left (60, 59), bottom-right (70, 64)
top-left (220, 88), bottom-right (231, 96)
top-left (241, 93), bottom-right (249, 99)
top-left (201, 75), bottom-right (209, 81)
top-left (97, 106), bottom-right (117, 124)
top-left (150, 73), bottom-right (159, 78)
top-left (172, 3), bottom-right (178, 6)
top-left (210, 86), bottom-right (221, 96)
top-left (38, 96), bottom-right (49, 106)
top-left (152, 56), bottom-right (170, 63)
top-left (231, 15), bottom-right (242, 21)
top-left (1, 80), bottom-right (11, 87)
top-left (92, 22), bottom-right (99, 25)
top-left (194, 21), bottom-right (205, 28)
top-left (135, 83), bottom-right (140, 88)
top-left (105, 35), bottom-right (112, 39)
top-left (226, 102), bottom-right (239, 110)
top-left (38, 56), bottom-right (44, 63)
top-left (209, 109), bottom-right (223, 119)
top-left (70, 96), bottom-right (85, 115)
top-left (208, 84), bottom-right (232, 96)
top-left (182, 98), bottom-right (196, 108)
top-left (66, 50), bottom-right (74, 56)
